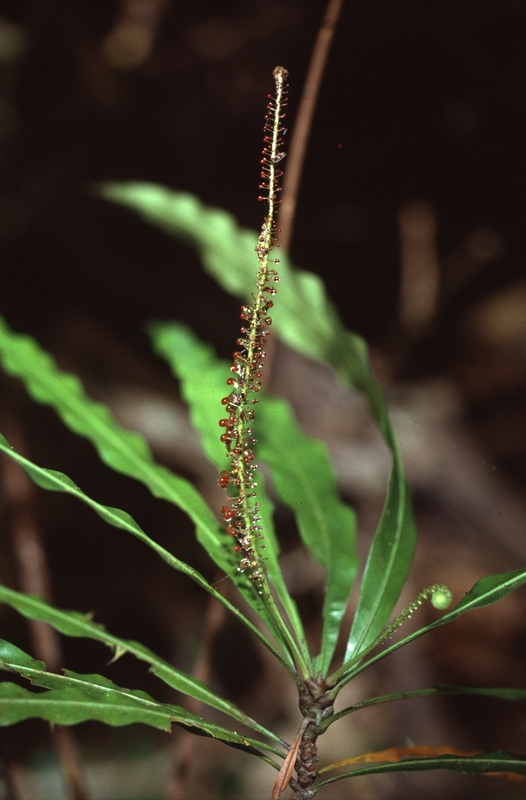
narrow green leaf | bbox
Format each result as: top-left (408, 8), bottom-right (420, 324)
top-left (436, 684), bottom-right (526, 702)
top-left (100, 184), bottom-right (416, 663)
top-left (445, 569), bottom-right (526, 613)
top-left (255, 396), bottom-right (358, 675)
top-left (147, 322), bottom-right (227, 468)
top-left (344, 452), bottom-right (416, 662)
top-left (0, 587), bottom-right (284, 745)
top-left (148, 321), bottom-right (309, 666)
top-left (0, 317), bottom-right (243, 596)
top-left (151, 321), bottom-right (359, 675)
top-left (324, 684), bottom-right (526, 730)
top-left (335, 568), bottom-right (526, 685)
top-left (0, 435), bottom-right (296, 678)
top-left (0, 681), bottom-right (178, 731)
top-left (313, 751), bottom-right (526, 792)
top-left (0, 640), bottom-right (283, 762)
top-left (0, 431), bottom-right (205, 576)
top-left (98, 184), bottom-right (350, 361)
top-left (0, 317), bottom-right (217, 540)
top-left (0, 321), bottom-right (298, 668)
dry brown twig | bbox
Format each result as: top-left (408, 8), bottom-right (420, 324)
top-left (265, 0), bottom-right (345, 383)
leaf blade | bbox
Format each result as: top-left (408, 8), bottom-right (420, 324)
top-left (313, 751), bottom-right (526, 792)
top-left (0, 593), bottom-right (283, 745)
top-left (148, 322), bottom-right (307, 650)
top-left (0, 639), bottom-right (283, 760)
top-left (255, 396), bottom-right (358, 675)
top-left (0, 433), bottom-right (296, 680)
top-left (336, 568), bottom-right (526, 684)
top-left (100, 184), bottom-right (417, 664)
top-left (0, 320), bottom-right (297, 668)
top-left (151, 322), bottom-right (360, 674)
top-left (0, 316), bottom-right (219, 543)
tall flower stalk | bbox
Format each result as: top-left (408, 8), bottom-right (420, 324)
top-left (218, 67), bottom-right (288, 589)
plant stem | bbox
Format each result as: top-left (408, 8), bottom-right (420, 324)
top-left (278, 0), bottom-right (345, 253)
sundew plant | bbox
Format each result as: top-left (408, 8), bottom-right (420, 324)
top-left (0, 65), bottom-right (526, 800)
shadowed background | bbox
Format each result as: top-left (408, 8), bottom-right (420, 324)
top-left (0, 1), bottom-right (525, 799)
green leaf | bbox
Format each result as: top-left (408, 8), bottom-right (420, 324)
top-left (443, 569), bottom-right (526, 614)
top-left (0, 640), bottom-right (283, 763)
top-left (338, 568), bottom-right (526, 684)
top-left (0, 586), bottom-right (284, 745)
top-left (98, 184), bottom-right (352, 362)
top-left (148, 322), bottom-right (227, 468)
top-left (344, 455), bottom-right (416, 663)
top-left (150, 322), bottom-right (359, 675)
top-left (100, 184), bottom-right (416, 664)
top-left (313, 751), bottom-right (526, 792)
top-left (0, 317), bottom-right (217, 542)
top-left (0, 319), bottom-right (299, 669)
top-left (436, 684), bottom-right (526, 702)
top-left (0, 433), bottom-right (295, 675)
top-left (255, 396), bottom-right (358, 675)
top-left (0, 681), bottom-right (182, 731)
top-left (148, 321), bottom-right (309, 666)
top-left (0, 318), bottom-right (217, 560)
top-left (324, 683), bottom-right (526, 730)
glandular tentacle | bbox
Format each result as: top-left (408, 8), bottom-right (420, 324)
top-left (218, 67), bottom-right (288, 588)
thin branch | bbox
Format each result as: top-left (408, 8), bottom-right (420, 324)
top-left (265, 0), bottom-right (345, 385)
top-left (278, 0), bottom-right (345, 254)
top-left (167, 576), bottom-right (228, 800)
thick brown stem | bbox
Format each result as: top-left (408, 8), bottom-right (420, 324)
top-left (284, 678), bottom-right (335, 799)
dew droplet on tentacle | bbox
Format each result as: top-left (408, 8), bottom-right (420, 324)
top-left (218, 66), bottom-right (287, 584)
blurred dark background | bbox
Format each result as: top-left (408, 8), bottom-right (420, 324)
top-left (0, 1), bottom-right (525, 798)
